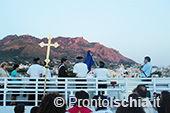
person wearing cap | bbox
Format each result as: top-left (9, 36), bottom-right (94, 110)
top-left (73, 56), bottom-right (88, 78)
top-left (58, 58), bottom-right (69, 77)
top-left (57, 58), bottom-right (69, 93)
top-left (27, 57), bottom-right (43, 77)
top-left (94, 61), bottom-right (110, 95)
top-left (73, 56), bottom-right (88, 89)
top-left (94, 61), bottom-right (110, 78)
top-left (140, 56), bottom-right (152, 78)
top-left (27, 57), bottom-right (44, 105)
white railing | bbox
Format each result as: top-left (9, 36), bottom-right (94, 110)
top-left (0, 77), bottom-right (169, 107)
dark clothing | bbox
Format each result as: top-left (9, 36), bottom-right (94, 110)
top-left (58, 65), bottom-right (68, 77)
top-left (158, 104), bottom-right (165, 113)
top-left (98, 84), bottom-right (107, 95)
top-left (0, 85), bottom-right (4, 105)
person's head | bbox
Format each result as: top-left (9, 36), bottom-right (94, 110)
top-left (75, 90), bottom-right (89, 106)
top-left (99, 61), bottom-right (105, 68)
top-left (34, 57), bottom-right (40, 64)
top-left (31, 106), bottom-right (39, 113)
top-left (160, 91), bottom-right (170, 104)
top-left (160, 91), bottom-right (170, 113)
top-left (144, 56), bottom-right (151, 64)
top-left (125, 94), bottom-right (145, 113)
top-left (61, 58), bottom-right (67, 65)
top-left (13, 64), bottom-right (19, 71)
top-left (92, 95), bottom-right (107, 109)
top-left (136, 85), bottom-right (147, 98)
top-left (1, 62), bottom-right (8, 70)
top-left (116, 94), bottom-right (144, 113)
top-left (14, 104), bottom-right (25, 113)
top-left (38, 92), bottom-right (66, 113)
top-left (128, 94), bottom-right (141, 106)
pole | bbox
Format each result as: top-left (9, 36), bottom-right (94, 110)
top-left (43, 67), bottom-right (48, 95)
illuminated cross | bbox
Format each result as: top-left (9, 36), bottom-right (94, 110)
top-left (39, 34), bottom-right (60, 94)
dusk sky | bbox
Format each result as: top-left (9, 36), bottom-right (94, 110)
top-left (0, 0), bottom-right (170, 66)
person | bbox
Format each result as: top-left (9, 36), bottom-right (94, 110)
top-left (92, 95), bottom-right (113, 113)
top-left (94, 61), bottom-right (110, 78)
top-left (27, 57), bottom-right (44, 77)
top-left (27, 58), bottom-right (44, 105)
top-left (125, 94), bottom-right (145, 113)
top-left (0, 62), bottom-right (9, 105)
top-left (94, 61), bottom-right (110, 95)
top-left (11, 64), bottom-right (21, 105)
top-left (38, 92), bottom-right (66, 113)
top-left (31, 106), bottom-right (39, 113)
top-left (136, 85), bottom-right (154, 113)
top-left (73, 56), bottom-right (88, 89)
top-left (68, 90), bottom-right (92, 113)
top-left (14, 104), bottom-right (25, 113)
top-left (73, 56), bottom-right (88, 78)
top-left (58, 58), bottom-right (69, 77)
top-left (0, 62), bottom-right (10, 78)
top-left (58, 58), bottom-right (69, 93)
top-left (157, 91), bottom-right (170, 113)
top-left (116, 94), bottom-right (145, 113)
top-left (140, 56), bottom-right (152, 78)
top-left (116, 105), bottom-right (127, 113)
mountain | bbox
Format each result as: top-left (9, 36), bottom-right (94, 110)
top-left (0, 34), bottom-right (136, 66)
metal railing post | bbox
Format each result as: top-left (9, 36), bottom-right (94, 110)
top-left (3, 78), bottom-right (7, 106)
top-left (96, 78), bottom-right (98, 95)
top-left (125, 78), bottom-right (128, 99)
top-left (65, 78), bottom-right (68, 104)
top-left (153, 78), bottom-right (156, 93)
top-left (35, 78), bottom-right (38, 106)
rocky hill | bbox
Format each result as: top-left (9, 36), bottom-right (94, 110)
top-left (0, 34), bottom-right (136, 66)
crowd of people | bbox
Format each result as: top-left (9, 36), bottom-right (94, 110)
top-left (13, 85), bottom-right (170, 113)
top-left (0, 56), bottom-right (153, 79)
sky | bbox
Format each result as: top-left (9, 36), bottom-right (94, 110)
top-left (0, 0), bottom-right (170, 66)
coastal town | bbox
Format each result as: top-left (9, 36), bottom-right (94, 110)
top-left (5, 61), bottom-right (170, 78)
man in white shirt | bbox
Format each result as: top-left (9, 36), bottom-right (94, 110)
top-left (94, 61), bottom-right (110, 95)
top-left (27, 57), bottom-right (44, 105)
top-left (94, 61), bottom-right (110, 78)
top-left (73, 56), bottom-right (88, 89)
top-left (73, 56), bottom-right (88, 78)
top-left (27, 57), bottom-right (43, 77)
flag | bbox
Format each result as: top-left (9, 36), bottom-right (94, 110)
top-left (85, 50), bottom-right (95, 73)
